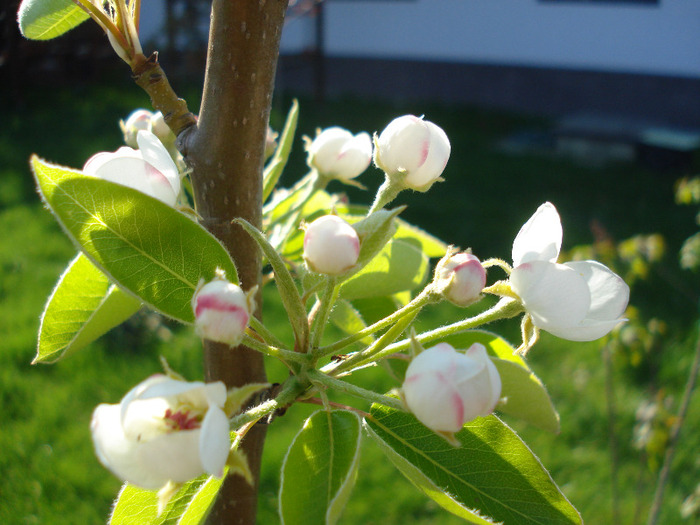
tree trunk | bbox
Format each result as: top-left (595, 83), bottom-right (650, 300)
top-left (182, 1), bottom-right (288, 523)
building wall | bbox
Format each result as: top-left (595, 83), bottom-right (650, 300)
top-left (280, 0), bottom-right (700, 78)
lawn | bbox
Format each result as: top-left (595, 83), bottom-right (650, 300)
top-left (1, 77), bottom-right (698, 524)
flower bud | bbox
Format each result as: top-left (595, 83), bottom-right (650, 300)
top-left (303, 215), bottom-right (360, 275)
top-left (192, 279), bottom-right (253, 347)
top-left (121, 109), bottom-right (154, 148)
top-left (150, 111), bottom-right (176, 148)
top-left (83, 130), bottom-right (181, 206)
top-left (307, 127), bottom-right (373, 181)
top-left (435, 252), bottom-right (486, 307)
top-left (265, 126), bottom-right (279, 160)
top-left (374, 115), bottom-right (450, 191)
top-left (91, 375), bottom-right (230, 490)
top-left (403, 343), bottom-right (501, 433)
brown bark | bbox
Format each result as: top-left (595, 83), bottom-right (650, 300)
top-left (181, 1), bottom-right (289, 524)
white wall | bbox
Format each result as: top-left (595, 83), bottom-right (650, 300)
top-left (280, 0), bottom-right (700, 78)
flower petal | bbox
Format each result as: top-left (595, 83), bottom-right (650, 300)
top-left (544, 317), bottom-right (625, 342)
top-left (511, 260), bottom-right (590, 331)
top-left (91, 403), bottom-right (171, 490)
top-left (565, 260), bottom-right (630, 320)
top-left (199, 406), bottom-right (231, 477)
top-left (136, 130), bottom-right (180, 192)
top-left (512, 202), bottom-right (562, 266)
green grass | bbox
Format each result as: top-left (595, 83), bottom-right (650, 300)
top-left (1, 80), bottom-right (699, 524)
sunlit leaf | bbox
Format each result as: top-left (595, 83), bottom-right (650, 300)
top-left (18, 0), bottom-right (90, 40)
top-left (280, 410), bottom-right (362, 525)
top-left (340, 239), bottom-right (429, 300)
top-left (31, 157), bottom-right (237, 323)
top-left (329, 299), bottom-right (374, 346)
top-left (263, 100), bottom-right (299, 202)
top-left (109, 473), bottom-right (225, 525)
top-left (36, 252), bottom-right (141, 363)
top-left (365, 405), bottom-right (581, 524)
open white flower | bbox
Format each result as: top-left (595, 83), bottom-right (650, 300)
top-left (510, 202), bottom-right (630, 342)
top-left (91, 375), bottom-right (230, 490)
top-left (83, 130), bottom-right (180, 206)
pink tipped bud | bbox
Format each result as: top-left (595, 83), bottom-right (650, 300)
top-left (402, 343), bottom-right (501, 433)
top-left (303, 215), bottom-right (360, 275)
top-left (374, 115), bottom-right (450, 191)
top-left (435, 252), bottom-right (486, 307)
top-left (307, 127), bottom-right (373, 181)
top-left (192, 279), bottom-right (252, 346)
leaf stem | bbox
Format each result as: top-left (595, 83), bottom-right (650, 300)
top-left (368, 177), bottom-right (402, 215)
top-left (325, 297), bottom-right (523, 375)
top-left (317, 287), bottom-right (438, 358)
top-left (248, 316), bottom-right (288, 350)
top-left (241, 335), bottom-right (309, 365)
top-left (306, 369), bottom-right (405, 412)
top-left (310, 277), bottom-right (338, 354)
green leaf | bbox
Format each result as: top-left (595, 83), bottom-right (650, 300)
top-left (329, 299), bottom-right (375, 346)
top-left (351, 207), bottom-right (402, 268)
top-left (234, 218), bottom-right (309, 348)
top-left (31, 157), bottom-right (238, 323)
top-left (365, 405), bottom-right (582, 525)
top-left (394, 218), bottom-right (448, 258)
top-left (340, 238), bottom-right (429, 300)
top-left (263, 100), bottom-right (299, 202)
top-left (18, 0), bottom-right (90, 40)
top-left (109, 474), bottom-right (225, 525)
top-left (280, 410), bottom-right (362, 525)
top-left (429, 330), bottom-right (560, 433)
top-left (36, 253), bottom-right (141, 363)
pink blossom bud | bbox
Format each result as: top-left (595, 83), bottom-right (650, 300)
top-left (374, 115), bottom-right (451, 191)
top-left (307, 127), bottom-right (373, 180)
top-left (121, 109), bottom-right (154, 148)
top-left (303, 215), bottom-right (360, 275)
top-left (91, 375), bottom-right (230, 490)
top-left (403, 343), bottom-right (501, 433)
top-left (435, 252), bottom-right (486, 307)
top-left (192, 279), bottom-right (253, 346)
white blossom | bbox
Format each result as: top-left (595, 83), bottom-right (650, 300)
top-left (403, 343), bottom-right (501, 433)
top-left (303, 215), bottom-right (360, 275)
top-left (374, 115), bottom-right (450, 191)
top-left (510, 202), bottom-right (630, 341)
top-left (83, 130), bottom-right (180, 206)
top-left (91, 375), bottom-right (230, 490)
top-left (307, 127), bottom-right (373, 181)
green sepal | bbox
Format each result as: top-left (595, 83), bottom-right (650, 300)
top-left (18, 0), bottom-right (90, 40)
top-left (36, 252), bottom-right (141, 363)
top-left (279, 410), bottom-right (362, 525)
top-left (365, 405), bottom-right (582, 525)
top-left (31, 156), bottom-right (238, 323)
